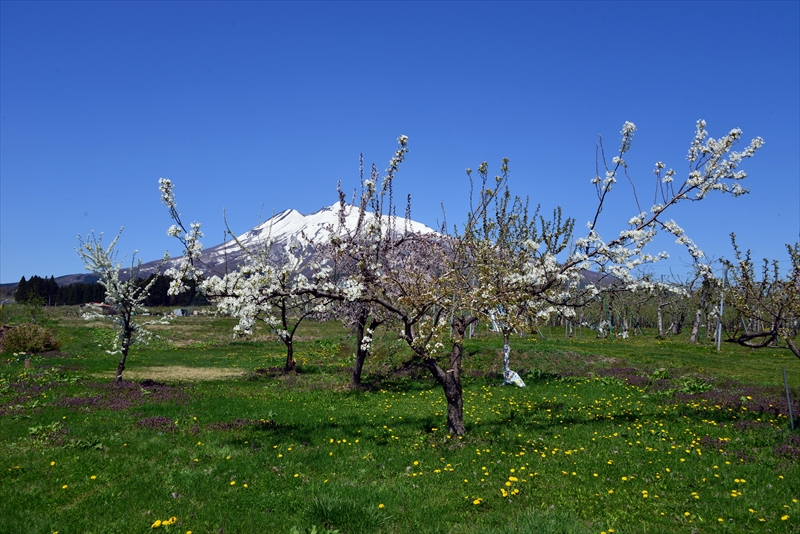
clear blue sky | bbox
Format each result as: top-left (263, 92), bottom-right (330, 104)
top-left (1, 1), bottom-right (798, 284)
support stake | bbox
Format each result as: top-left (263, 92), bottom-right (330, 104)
top-left (784, 366), bottom-right (794, 431)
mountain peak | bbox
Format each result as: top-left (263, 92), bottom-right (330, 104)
top-left (123, 203), bottom-right (436, 280)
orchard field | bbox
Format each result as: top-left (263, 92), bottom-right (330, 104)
top-left (0, 305), bottom-right (798, 534)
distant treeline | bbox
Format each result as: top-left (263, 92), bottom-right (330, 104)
top-left (15, 275), bottom-right (206, 307)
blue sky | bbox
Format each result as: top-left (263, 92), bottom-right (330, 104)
top-left (1, 1), bottom-right (798, 284)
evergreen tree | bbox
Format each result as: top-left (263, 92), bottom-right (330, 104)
top-left (15, 276), bottom-right (28, 302)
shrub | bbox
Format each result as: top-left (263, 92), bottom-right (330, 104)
top-left (1, 323), bottom-right (60, 354)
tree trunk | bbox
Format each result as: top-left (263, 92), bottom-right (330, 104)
top-left (424, 316), bottom-right (472, 436)
top-left (786, 338), bottom-right (800, 360)
top-left (115, 323), bottom-right (133, 385)
top-left (657, 293), bottom-right (665, 338)
top-left (352, 316), bottom-right (367, 387)
top-left (690, 280), bottom-right (708, 343)
top-left (351, 314), bottom-right (382, 387)
top-left (425, 355), bottom-right (465, 436)
top-left (284, 339), bottom-right (296, 373)
top-left (115, 350), bottom-right (127, 385)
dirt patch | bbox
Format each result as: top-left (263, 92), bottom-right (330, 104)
top-left (98, 366), bottom-right (247, 382)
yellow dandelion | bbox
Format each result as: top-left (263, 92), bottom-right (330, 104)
top-left (230, 481), bottom-right (235, 485)
top-left (782, 515), bottom-right (790, 521)
top-left (379, 503), bottom-right (385, 508)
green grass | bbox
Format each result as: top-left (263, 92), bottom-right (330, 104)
top-left (0, 308), bottom-right (798, 533)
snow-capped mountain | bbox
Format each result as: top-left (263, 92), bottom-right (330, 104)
top-left (135, 203), bottom-right (436, 279)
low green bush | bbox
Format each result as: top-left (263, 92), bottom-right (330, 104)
top-left (1, 323), bottom-right (60, 353)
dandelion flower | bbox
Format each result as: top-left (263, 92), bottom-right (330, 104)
top-left (151, 520), bottom-right (162, 528)
top-left (379, 503), bottom-right (385, 508)
top-left (782, 515), bottom-right (790, 521)
top-left (230, 481), bottom-right (235, 485)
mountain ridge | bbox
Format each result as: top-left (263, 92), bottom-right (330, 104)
top-left (3, 204), bottom-right (618, 297)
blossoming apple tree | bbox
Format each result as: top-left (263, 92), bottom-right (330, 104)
top-left (159, 178), bottom-right (336, 373)
top-left (76, 230), bottom-right (164, 384)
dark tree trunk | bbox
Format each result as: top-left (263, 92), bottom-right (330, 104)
top-left (425, 353), bottom-right (465, 436)
top-left (115, 351), bottom-right (127, 385)
top-left (351, 314), bottom-right (382, 388)
top-left (114, 321), bottom-right (133, 385)
top-left (352, 317), bottom-right (367, 386)
top-left (284, 339), bottom-right (296, 373)
top-left (727, 330), bottom-right (778, 350)
top-left (672, 310), bottom-right (685, 335)
top-left (424, 316), bottom-right (473, 436)
top-left (787, 338), bottom-right (800, 360)
top-left (280, 302), bottom-right (296, 373)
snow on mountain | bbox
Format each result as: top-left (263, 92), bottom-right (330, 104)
top-left (201, 203), bottom-right (434, 263)
top-left (135, 203), bottom-right (436, 278)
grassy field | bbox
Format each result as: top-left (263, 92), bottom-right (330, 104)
top-left (0, 306), bottom-right (798, 533)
